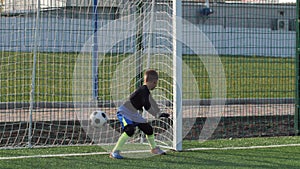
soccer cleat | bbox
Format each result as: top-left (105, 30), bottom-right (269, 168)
top-left (151, 147), bottom-right (166, 155)
top-left (110, 150), bottom-right (124, 159)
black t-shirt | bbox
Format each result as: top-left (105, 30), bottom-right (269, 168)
top-left (129, 85), bottom-right (151, 111)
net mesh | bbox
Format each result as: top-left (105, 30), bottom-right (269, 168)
top-left (0, 0), bottom-right (296, 150)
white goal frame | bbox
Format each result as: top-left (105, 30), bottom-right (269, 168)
top-left (0, 0), bottom-right (185, 151)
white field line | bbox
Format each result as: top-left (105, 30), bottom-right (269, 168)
top-left (0, 152), bottom-right (108, 160)
top-left (185, 143), bottom-right (300, 151)
top-left (0, 150), bottom-right (146, 160)
top-left (1, 143), bottom-right (300, 160)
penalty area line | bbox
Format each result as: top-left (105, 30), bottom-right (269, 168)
top-left (185, 143), bottom-right (300, 151)
top-left (0, 152), bottom-right (108, 160)
top-left (0, 150), bottom-right (151, 160)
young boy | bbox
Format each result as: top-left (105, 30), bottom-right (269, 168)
top-left (110, 69), bottom-right (170, 159)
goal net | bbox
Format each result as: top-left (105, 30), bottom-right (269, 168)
top-left (0, 0), bottom-right (225, 157)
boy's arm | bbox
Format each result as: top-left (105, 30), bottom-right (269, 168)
top-left (147, 95), bottom-right (170, 118)
top-left (147, 94), bottom-right (161, 118)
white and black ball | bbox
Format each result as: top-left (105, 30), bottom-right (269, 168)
top-left (89, 110), bottom-right (108, 128)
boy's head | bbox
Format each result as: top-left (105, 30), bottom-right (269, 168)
top-left (144, 69), bottom-right (158, 90)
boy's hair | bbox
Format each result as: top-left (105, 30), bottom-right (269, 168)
top-left (144, 69), bottom-right (158, 82)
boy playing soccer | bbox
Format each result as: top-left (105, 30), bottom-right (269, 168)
top-left (110, 69), bottom-right (170, 159)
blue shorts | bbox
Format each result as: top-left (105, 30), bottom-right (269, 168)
top-left (117, 112), bottom-right (139, 129)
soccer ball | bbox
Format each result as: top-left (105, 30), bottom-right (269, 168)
top-left (89, 110), bottom-right (108, 128)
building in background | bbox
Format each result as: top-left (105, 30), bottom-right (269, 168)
top-left (1, 0), bottom-right (66, 14)
top-left (1, 0), bottom-right (296, 14)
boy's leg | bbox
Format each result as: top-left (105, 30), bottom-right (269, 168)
top-left (111, 124), bottom-right (135, 152)
top-left (138, 123), bottom-right (166, 155)
top-left (147, 134), bottom-right (166, 155)
top-left (145, 134), bottom-right (157, 149)
top-left (138, 123), bottom-right (156, 148)
top-left (111, 132), bottom-right (129, 153)
top-left (110, 113), bottom-right (135, 159)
